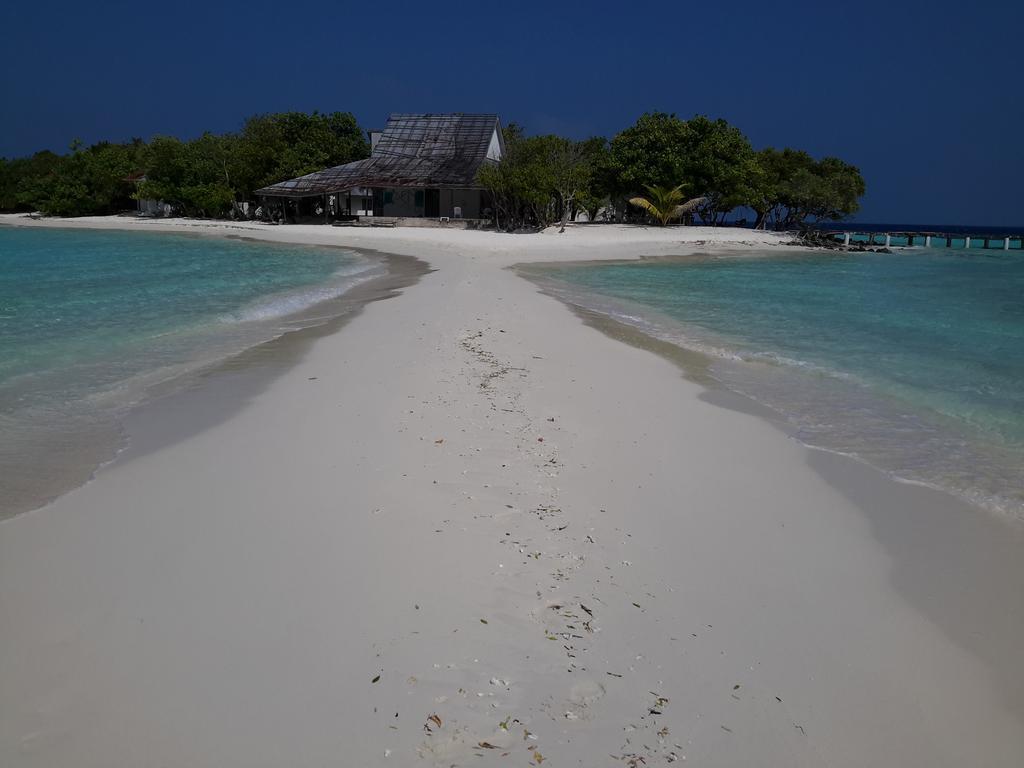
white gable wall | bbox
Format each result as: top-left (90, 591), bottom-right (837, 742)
top-left (485, 128), bottom-right (503, 161)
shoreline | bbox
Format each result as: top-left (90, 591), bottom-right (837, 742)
top-left (515, 256), bottom-right (1024, 523)
top-left (0, 212), bottom-right (790, 261)
top-left (112, 248), bottom-right (431, 475)
top-left (0, 215), bottom-right (785, 521)
top-left (515, 272), bottom-right (1024, 722)
top-left (0, 222), bottom-right (429, 519)
top-left (1, 214), bottom-right (1022, 766)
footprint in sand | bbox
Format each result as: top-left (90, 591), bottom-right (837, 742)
top-left (563, 679), bottom-right (606, 721)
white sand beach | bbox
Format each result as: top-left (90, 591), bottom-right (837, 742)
top-left (1, 216), bottom-right (1022, 767)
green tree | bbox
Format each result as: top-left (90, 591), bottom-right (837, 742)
top-left (478, 131), bottom-right (609, 231)
top-left (608, 112), bottom-right (761, 224)
top-left (607, 112), bottom-right (692, 201)
top-left (573, 137), bottom-right (612, 223)
top-left (1, 111), bottom-right (368, 219)
top-left (12, 140), bottom-right (146, 216)
top-left (628, 184), bottom-right (705, 226)
top-left (234, 111), bottom-right (368, 198)
top-left (681, 116), bottom-right (760, 224)
top-left (549, 136), bottom-right (610, 231)
top-left (749, 148), bottom-right (865, 229)
top-left (749, 147), bottom-right (795, 229)
top-left (807, 157), bottom-right (866, 222)
top-left (478, 133), bottom-right (557, 229)
top-left (1, 151), bottom-right (61, 211)
top-left (79, 139), bottom-right (150, 213)
top-left (137, 133), bottom-right (239, 218)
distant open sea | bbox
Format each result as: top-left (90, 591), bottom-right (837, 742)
top-left (526, 245), bottom-right (1024, 520)
top-left (813, 222), bottom-right (1024, 237)
top-left (0, 227), bottom-right (379, 517)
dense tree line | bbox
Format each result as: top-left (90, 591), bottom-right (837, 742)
top-left (0, 112), bottom-right (368, 218)
top-left (479, 112), bottom-right (865, 231)
top-left (477, 124), bottom-right (609, 233)
top-left (0, 141), bottom-right (150, 217)
top-left (1, 109), bottom-right (863, 230)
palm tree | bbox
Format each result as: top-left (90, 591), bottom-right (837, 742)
top-left (628, 184), bottom-right (705, 226)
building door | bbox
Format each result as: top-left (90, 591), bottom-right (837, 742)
top-left (372, 189), bottom-right (384, 216)
top-left (424, 189), bottom-right (440, 218)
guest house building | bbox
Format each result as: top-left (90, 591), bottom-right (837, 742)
top-left (256, 113), bottom-right (505, 224)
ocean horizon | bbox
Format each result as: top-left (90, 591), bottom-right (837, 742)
top-left (815, 222), bottom-right (1024, 234)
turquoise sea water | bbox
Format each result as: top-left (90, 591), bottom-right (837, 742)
top-left (529, 249), bottom-right (1024, 519)
top-left (0, 227), bottom-right (378, 516)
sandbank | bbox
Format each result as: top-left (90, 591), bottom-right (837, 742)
top-left (1, 214), bottom-right (1021, 767)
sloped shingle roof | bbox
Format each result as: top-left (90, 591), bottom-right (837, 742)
top-left (256, 113), bottom-right (502, 197)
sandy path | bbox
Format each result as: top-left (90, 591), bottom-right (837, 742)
top-left (1, 217), bottom-right (1021, 766)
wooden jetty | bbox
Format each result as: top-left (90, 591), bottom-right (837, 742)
top-left (824, 230), bottom-right (1024, 250)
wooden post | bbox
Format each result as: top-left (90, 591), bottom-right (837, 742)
top-left (1005, 237), bottom-right (1011, 250)
top-left (925, 235), bottom-right (932, 247)
top-left (946, 235), bottom-right (952, 247)
top-left (965, 236), bottom-right (971, 249)
top-left (983, 237), bottom-right (990, 249)
top-left (885, 234), bottom-right (892, 247)
top-left (843, 232), bottom-right (850, 246)
top-left (907, 234), bottom-right (914, 246)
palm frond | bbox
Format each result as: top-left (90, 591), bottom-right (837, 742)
top-left (672, 196), bottom-right (707, 217)
top-left (629, 197), bottom-right (659, 216)
top-left (629, 184), bottom-right (701, 225)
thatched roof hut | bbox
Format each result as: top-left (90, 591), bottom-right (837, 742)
top-left (257, 113), bottom-right (504, 221)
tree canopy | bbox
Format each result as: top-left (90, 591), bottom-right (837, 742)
top-left (233, 112), bottom-right (368, 199)
top-left (1, 111), bottom-right (368, 218)
top-left (477, 131), bottom-right (610, 231)
top-left (1, 108), bottom-right (863, 229)
top-left (607, 112), bottom-right (761, 220)
top-left (748, 148), bottom-right (865, 230)
top-left (4, 141), bottom-right (148, 217)
top-left (477, 112), bottom-right (863, 231)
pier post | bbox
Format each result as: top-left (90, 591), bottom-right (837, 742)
top-left (1005, 238), bottom-right (1011, 250)
top-left (843, 232), bottom-right (850, 246)
top-left (925, 235), bottom-right (932, 247)
top-left (885, 234), bottom-right (892, 247)
top-left (965, 236), bottom-right (971, 249)
top-left (946, 236), bottom-right (952, 247)
top-left (983, 238), bottom-right (990, 249)
top-left (907, 235), bottom-right (914, 246)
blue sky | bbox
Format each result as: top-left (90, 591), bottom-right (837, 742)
top-left (1, 0), bottom-right (1021, 224)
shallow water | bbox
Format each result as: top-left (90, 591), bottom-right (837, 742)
top-left (0, 227), bottom-right (379, 517)
top-left (525, 248), bottom-right (1024, 519)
